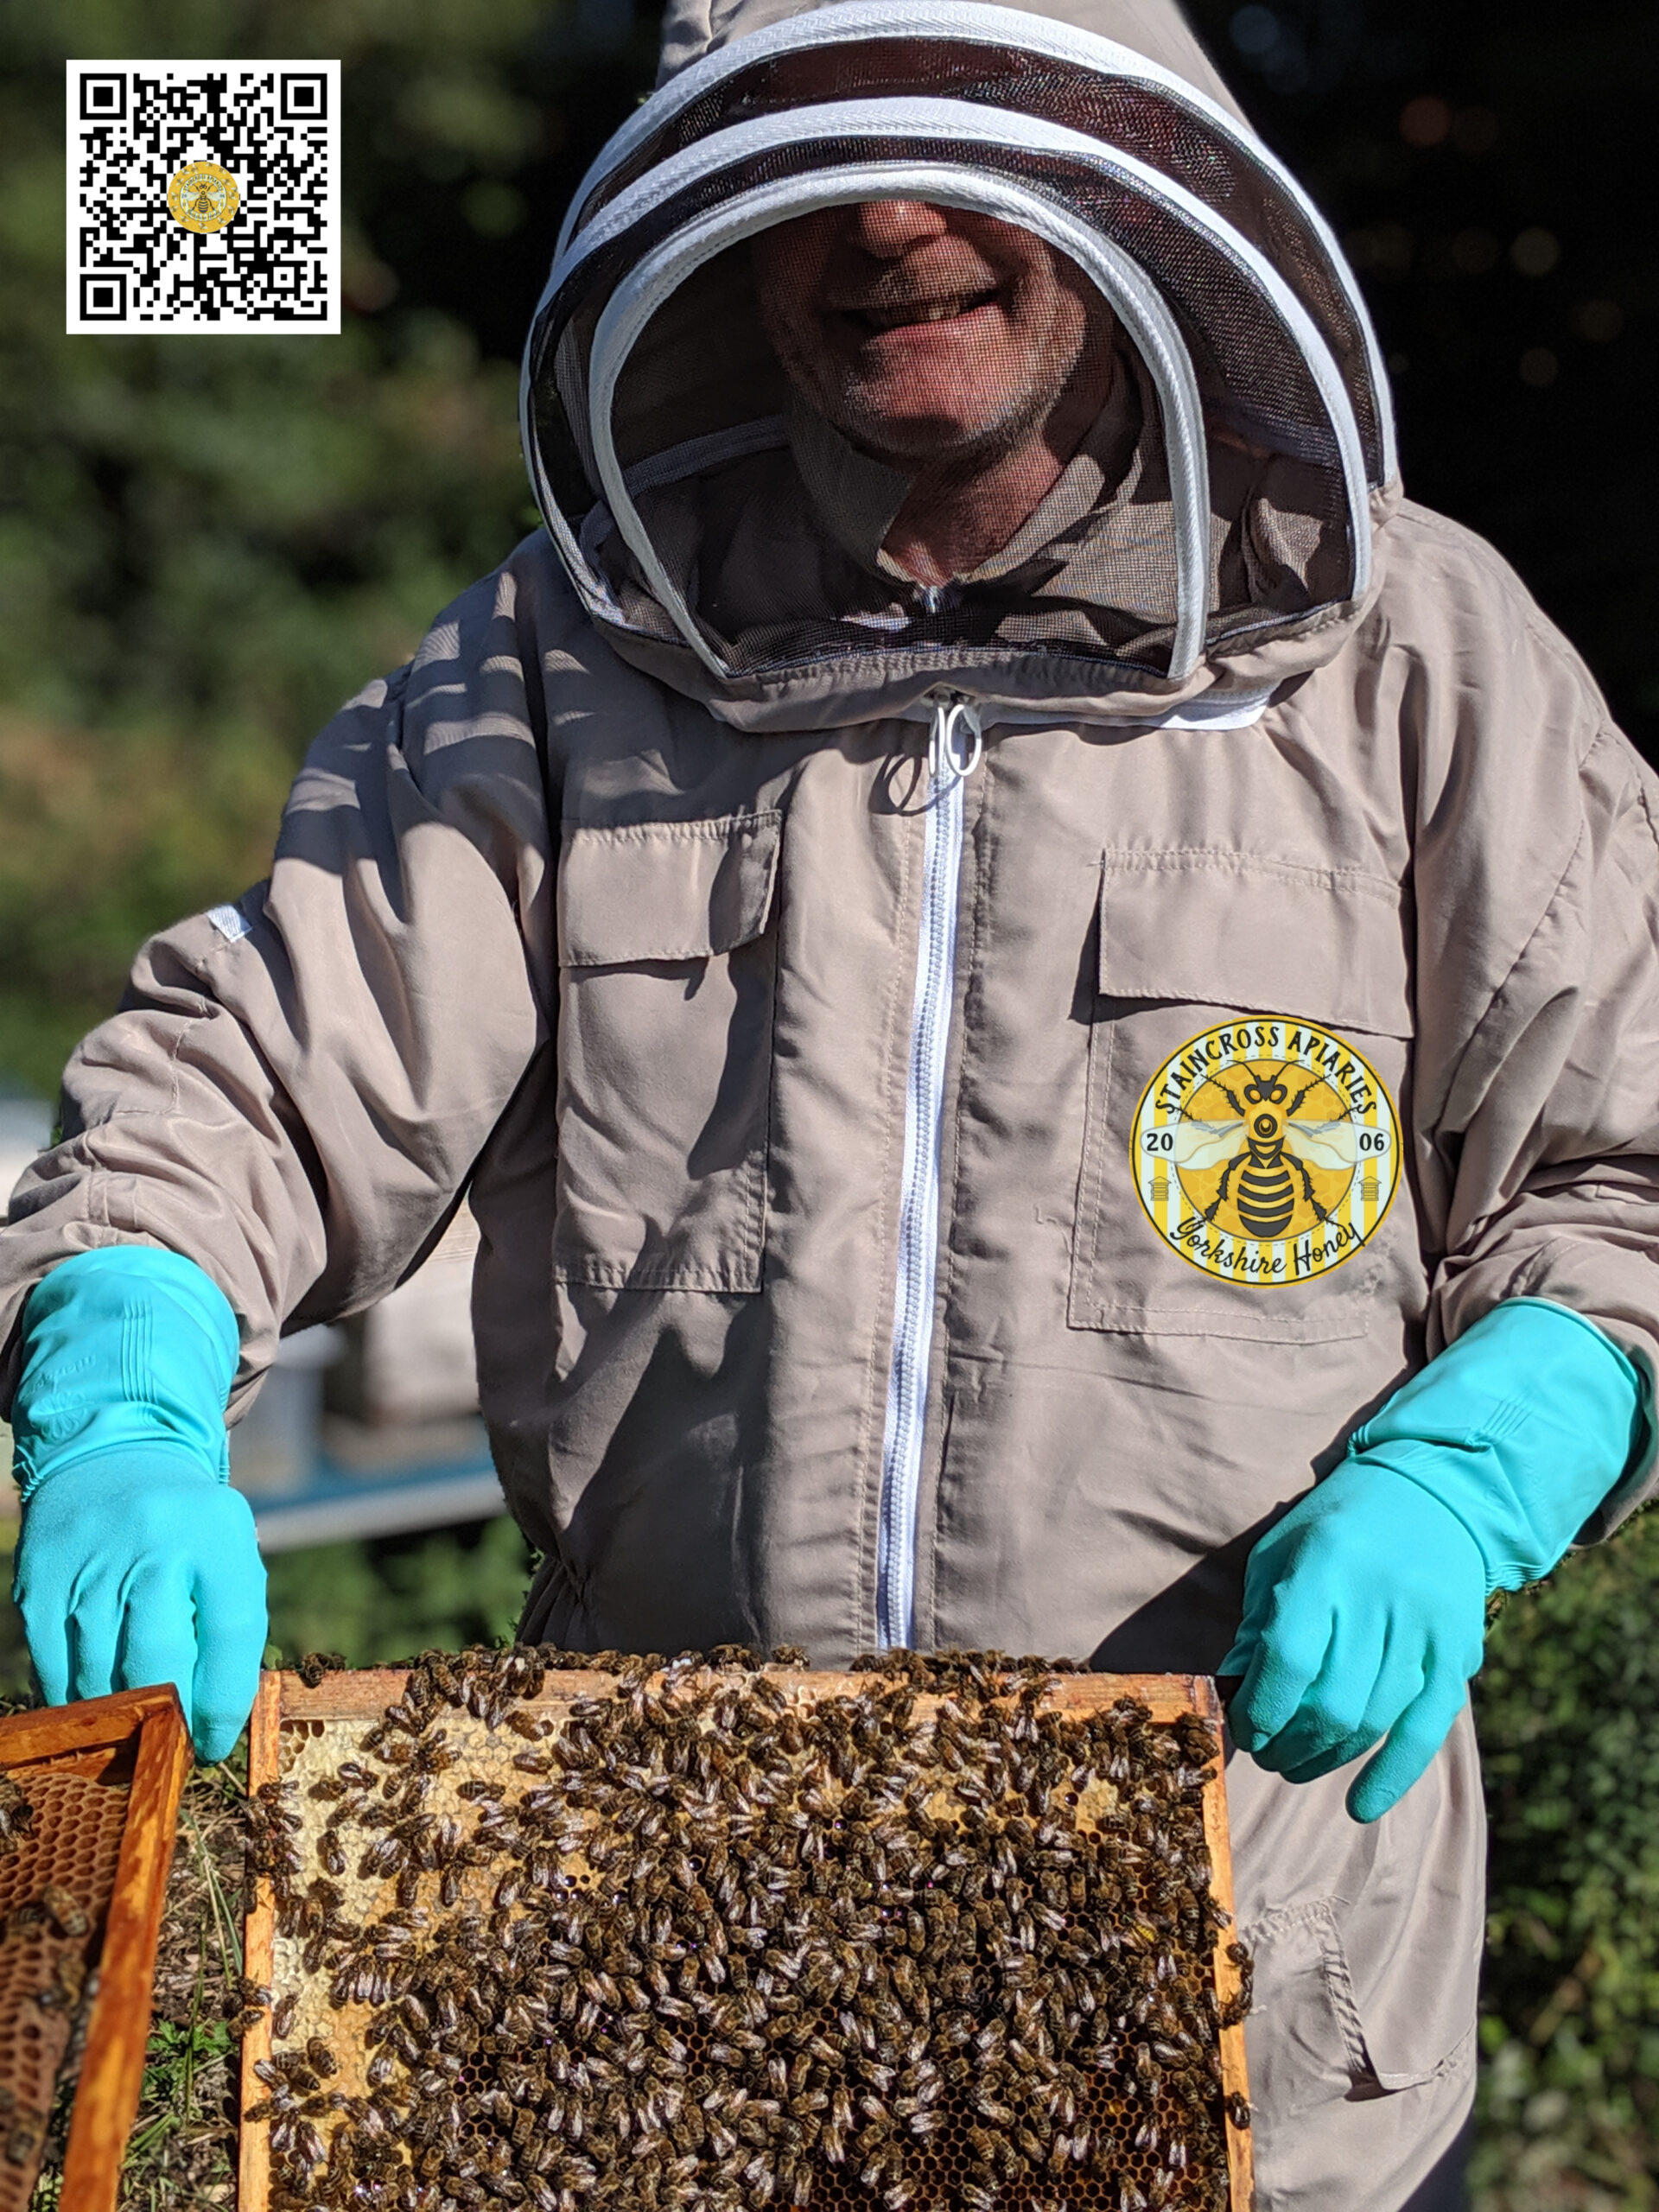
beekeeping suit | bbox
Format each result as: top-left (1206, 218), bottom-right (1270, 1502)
top-left (5, 2), bottom-right (1659, 2204)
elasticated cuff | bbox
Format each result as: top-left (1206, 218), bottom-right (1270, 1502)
top-left (1347, 1295), bottom-right (1646, 1593)
top-left (13, 1247), bottom-right (239, 1499)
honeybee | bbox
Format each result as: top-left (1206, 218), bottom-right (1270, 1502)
top-left (1154, 1062), bottom-right (1389, 1241)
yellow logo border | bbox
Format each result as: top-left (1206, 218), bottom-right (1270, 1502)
top-left (1130, 1017), bottom-right (1402, 1289)
top-left (166, 162), bottom-right (240, 234)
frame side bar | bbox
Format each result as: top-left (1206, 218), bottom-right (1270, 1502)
top-left (1201, 1699), bottom-right (1255, 2212)
top-left (238, 1670), bottom-right (285, 2212)
top-left (57, 1688), bottom-right (192, 2212)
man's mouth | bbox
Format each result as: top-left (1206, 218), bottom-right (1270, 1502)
top-left (842, 286), bottom-right (1000, 334)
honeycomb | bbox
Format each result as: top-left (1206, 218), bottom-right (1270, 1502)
top-left (0, 1764), bottom-right (130, 2209)
top-left (247, 1650), bottom-right (1250, 2212)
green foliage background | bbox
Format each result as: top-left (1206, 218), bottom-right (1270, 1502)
top-left (1474, 1522), bottom-right (1659, 2207)
top-left (0, 0), bottom-right (652, 1091)
top-left (2, 0), bottom-right (1658, 2202)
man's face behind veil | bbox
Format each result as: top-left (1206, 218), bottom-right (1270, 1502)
top-left (751, 200), bottom-right (1113, 472)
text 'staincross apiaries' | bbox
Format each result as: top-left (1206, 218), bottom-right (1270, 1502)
top-left (242, 1647), bottom-right (1254, 2212)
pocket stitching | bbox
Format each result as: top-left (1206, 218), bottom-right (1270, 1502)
top-left (1073, 1296), bottom-right (1378, 1342)
top-left (1095, 848), bottom-right (1412, 1042)
top-left (1243, 1897), bottom-right (1474, 2096)
top-left (1100, 847), bottom-right (1401, 905)
top-left (553, 818), bottom-right (778, 1294)
top-left (1243, 1897), bottom-right (1372, 2088)
top-left (1065, 976), bottom-right (1116, 1331)
top-left (1310, 1904), bottom-right (1375, 2088)
top-left (560, 810), bottom-right (783, 967)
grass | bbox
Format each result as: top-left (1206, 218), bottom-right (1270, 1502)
top-left (108, 1755), bottom-right (250, 2210)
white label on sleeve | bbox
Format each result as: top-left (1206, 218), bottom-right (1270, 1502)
top-left (207, 903), bottom-right (252, 944)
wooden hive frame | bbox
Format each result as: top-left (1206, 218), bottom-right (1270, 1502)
top-left (0, 1685), bottom-right (192, 2212)
top-left (244, 1666), bottom-right (1253, 2212)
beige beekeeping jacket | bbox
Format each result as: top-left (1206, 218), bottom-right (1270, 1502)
top-left (5, 0), bottom-right (1659, 2189)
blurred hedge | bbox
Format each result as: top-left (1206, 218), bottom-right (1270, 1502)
top-left (1473, 1515), bottom-right (1659, 2207)
top-left (0, 0), bottom-right (653, 1093)
top-left (1185, 0), bottom-right (1659, 764)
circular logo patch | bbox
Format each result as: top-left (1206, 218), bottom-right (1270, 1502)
top-left (1132, 1018), bottom-right (1401, 1287)
top-left (166, 162), bottom-right (239, 233)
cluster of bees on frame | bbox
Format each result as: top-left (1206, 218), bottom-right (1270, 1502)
top-left (245, 1646), bottom-right (1249, 2212)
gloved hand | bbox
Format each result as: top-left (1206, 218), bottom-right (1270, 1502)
top-left (10, 1248), bottom-right (265, 1762)
top-left (1222, 1298), bottom-right (1648, 1823)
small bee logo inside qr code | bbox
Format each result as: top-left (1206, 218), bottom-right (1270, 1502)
top-left (67, 62), bottom-right (340, 334)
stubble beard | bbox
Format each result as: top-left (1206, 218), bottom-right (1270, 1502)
top-left (825, 362), bottom-right (1070, 480)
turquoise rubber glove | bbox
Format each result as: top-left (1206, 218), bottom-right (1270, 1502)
top-left (10, 1248), bottom-right (266, 1763)
top-left (1221, 1298), bottom-right (1648, 1823)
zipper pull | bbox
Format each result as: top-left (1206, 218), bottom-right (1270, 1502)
top-left (927, 693), bottom-right (983, 790)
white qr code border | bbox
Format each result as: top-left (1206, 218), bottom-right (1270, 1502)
top-left (67, 60), bottom-right (341, 336)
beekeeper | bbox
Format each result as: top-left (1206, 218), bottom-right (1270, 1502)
top-left (5, 1), bottom-right (1656, 2203)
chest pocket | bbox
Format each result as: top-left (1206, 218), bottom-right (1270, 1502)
top-left (1069, 849), bottom-right (1413, 1344)
top-left (553, 811), bottom-right (781, 1292)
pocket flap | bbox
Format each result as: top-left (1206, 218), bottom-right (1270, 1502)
top-left (558, 811), bottom-right (782, 966)
top-left (1097, 849), bottom-right (1410, 1037)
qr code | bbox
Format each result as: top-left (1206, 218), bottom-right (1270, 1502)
top-left (67, 61), bottom-right (340, 334)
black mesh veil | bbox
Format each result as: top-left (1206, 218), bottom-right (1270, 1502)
top-left (558, 4), bottom-right (1392, 489)
top-left (523, 55), bottom-right (1381, 700)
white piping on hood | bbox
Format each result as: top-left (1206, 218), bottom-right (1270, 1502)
top-left (532, 112), bottom-right (1371, 683)
top-left (552, 0), bottom-right (1395, 489)
top-left (563, 6), bottom-right (1248, 256)
top-left (581, 156), bottom-right (1215, 683)
top-left (551, 93), bottom-right (1372, 602)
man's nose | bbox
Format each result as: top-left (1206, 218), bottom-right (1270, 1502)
top-left (844, 199), bottom-right (952, 258)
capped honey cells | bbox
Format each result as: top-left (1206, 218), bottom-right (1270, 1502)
top-left (0, 1766), bottom-right (126, 2211)
top-left (246, 1649), bottom-right (1251, 2211)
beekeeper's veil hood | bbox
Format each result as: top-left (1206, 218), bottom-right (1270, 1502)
top-left (522, 0), bottom-right (1396, 728)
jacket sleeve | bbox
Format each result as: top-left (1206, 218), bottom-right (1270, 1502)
top-left (0, 552), bottom-right (558, 1408)
top-left (1403, 519), bottom-right (1659, 1534)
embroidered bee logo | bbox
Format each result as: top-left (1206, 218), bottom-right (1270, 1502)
top-left (1132, 1019), bottom-right (1401, 1286)
top-left (166, 161), bottom-right (239, 234)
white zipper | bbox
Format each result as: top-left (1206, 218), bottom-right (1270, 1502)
top-left (875, 694), bottom-right (983, 1649)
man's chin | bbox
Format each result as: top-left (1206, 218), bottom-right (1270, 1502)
top-left (836, 405), bottom-right (1033, 474)
top-left (829, 384), bottom-right (1017, 460)
top-left (846, 420), bottom-right (982, 466)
